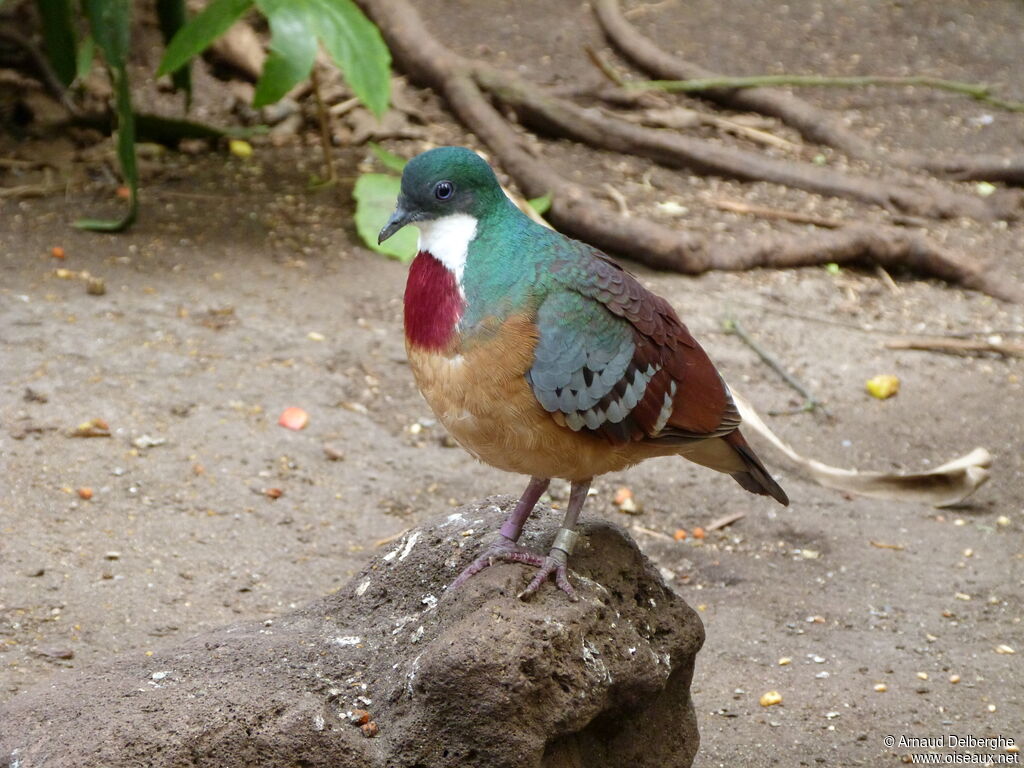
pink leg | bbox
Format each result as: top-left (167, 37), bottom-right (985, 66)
top-left (519, 479), bottom-right (591, 601)
top-left (449, 477), bottom-right (550, 590)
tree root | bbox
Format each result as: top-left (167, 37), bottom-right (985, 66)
top-left (473, 65), bottom-right (994, 221)
top-left (357, 0), bottom-right (1022, 303)
top-left (594, 0), bottom-right (1024, 186)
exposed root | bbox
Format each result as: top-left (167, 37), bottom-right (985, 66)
top-left (357, 0), bottom-right (1022, 302)
top-left (473, 65), bottom-right (995, 221)
top-left (594, 0), bottom-right (1024, 186)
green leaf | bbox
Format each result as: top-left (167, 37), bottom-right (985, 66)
top-left (75, 34), bottom-right (95, 80)
top-left (256, 0), bottom-right (390, 117)
top-left (311, 0), bottom-right (390, 117)
top-left (353, 173), bottom-right (417, 261)
top-left (158, 0), bottom-right (253, 77)
top-left (527, 191), bottom-right (553, 215)
top-left (156, 0), bottom-right (192, 106)
top-left (368, 142), bottom-right (406, 173)
top-left (36, 0), bottom-right (78, 86)
top-left (252, 3), bottom-right (317, 107)
top-left (77, 0), bottom-right (137, 231)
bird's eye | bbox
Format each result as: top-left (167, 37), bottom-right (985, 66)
top-left (434, 180), bottom-right (454, 200)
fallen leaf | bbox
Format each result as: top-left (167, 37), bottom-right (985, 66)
top-left (870, 540), bottom-right (905, 551)
top-left (279, 407), bottom-right (309, 431)
top-left (732, 391), bottom-right (991, 507)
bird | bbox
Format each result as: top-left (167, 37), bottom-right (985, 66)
top-left (378, 146), bottom-right (788, 600)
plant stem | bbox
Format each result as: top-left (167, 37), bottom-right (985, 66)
top-left (310, 66), bottom-right (337, 184)
top-left (723, 316), bottom-right (832, 419)
top-left (634, 74), bottom-right (1024, 113)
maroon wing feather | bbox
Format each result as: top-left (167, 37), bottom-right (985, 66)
top-left (551, 250), bottom-right (740, 444)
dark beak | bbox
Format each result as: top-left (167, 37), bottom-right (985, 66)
top-left (378, 199), bottom-right (413, 244)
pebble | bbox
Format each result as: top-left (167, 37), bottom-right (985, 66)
top-left (874, 683), bottom-right (887, 693)
top-left (759, 691), bottom-right (782, 707)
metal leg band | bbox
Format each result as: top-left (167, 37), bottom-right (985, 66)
top-left (551, 527), bottom-right (580, 556)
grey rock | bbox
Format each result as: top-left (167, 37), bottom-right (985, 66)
top-left (0, 498), bottom-right (703, 768)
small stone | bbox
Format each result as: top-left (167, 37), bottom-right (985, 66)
top-left (759, 691), bottom-right (782, 707)
top-left (617, 496), bottom-right (639, 515)
top-left (360, 720), bottom-right (379, 738)
top-left (995, 644), bottom-right (1015, 655)
top-left (916, 672), bottom-right (928, 680)
top-left (348, 709), bottom-right (370, 725)
top-left (948, 674), bottom-right (960, 684)
top-left (85, 277), bottom-right (106, 296)
top-left (778, 657), bottom-right (791, 666)
top-left (104, 551), bottom-right (121, 560)
top-left (996, 515), bottom-right (1011, 527)
top-left (874, 683), bottom-right (887, 693)
top-left (322, 443), bottom-right (345, 461)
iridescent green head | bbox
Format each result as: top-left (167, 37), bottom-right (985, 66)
top-left (378, 147), bottom-right (505, 244)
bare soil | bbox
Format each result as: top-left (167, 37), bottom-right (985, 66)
top-left (2, 1), bottom-right (1023, 765)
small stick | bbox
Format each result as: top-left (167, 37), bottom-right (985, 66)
top-left (709, 197), bottom-right (844, 228)
top-left (630, 524), bottom-right (675, 541)
top-left (869, 540), bottom-right (906, 551)
top-left (698, 114), bottom-right (800, 151)
top-left (633, 74), bottom-right (1024, 113)
top-left (583, 44), bottom-right (626, 87)
top-left (602, 182), bottom-right (630, 216)
top-left (310, 67), bottom-right (337, 185)
top-left (705, 511), bottom-right (746, 532)
top-left (874, 264), bottom-right (902, 294)
top-left (723, 316), bottom-right (832, 419)
top-left (885, 336), bottom-right (1024, 359)
top-left (373, 528), bottom-right (411, 548)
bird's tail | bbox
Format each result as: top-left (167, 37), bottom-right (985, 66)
top-left (724, 430), bottom-right (789, 506)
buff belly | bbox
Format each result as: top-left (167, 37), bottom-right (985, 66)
top-left (407, 315), bottom-right (678, 481)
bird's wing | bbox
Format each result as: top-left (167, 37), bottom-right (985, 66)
top-left (527, 250), bottom-right (740, 446)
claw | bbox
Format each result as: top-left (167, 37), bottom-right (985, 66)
top-left (449, 535), bottom-right (545, 591)
top-left (517, 552), bottom-right (578, 602)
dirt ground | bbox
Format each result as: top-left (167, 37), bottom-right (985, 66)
top-left (2, 0), bottom-right (1023, 765)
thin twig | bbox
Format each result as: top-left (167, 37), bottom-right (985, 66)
top-left (0, 28), bottom-right (82, 117)
top-left (884, 336), bottom-right (1024, 359)
top-left (723, 316), bottom-right (832, 418)
top-left (583, 44), bottom-right (626, 87)
top-left (874, 264), bottom-right (903, 295)
top-left (709, 197), bottom-right (844, 228)
top-left (594, 0), bottom-right (1024, 183)
top-left (633, 74), bottom-right (1024, 113)
top-left (310, 67), bottom-right (337, 185)
top-left (705, 511), bottom-right (746, 532)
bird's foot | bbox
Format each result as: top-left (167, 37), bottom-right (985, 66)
top-left (517, 548), bottom-right (578, 602)
top-left (449, 534), bottom-right (546, 591)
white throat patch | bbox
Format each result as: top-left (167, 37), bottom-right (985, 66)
top-left (416, 213), bottom-right (478, 285)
